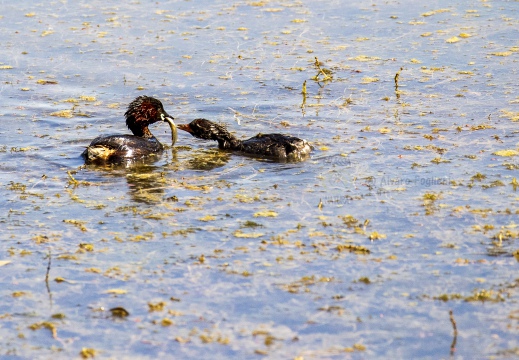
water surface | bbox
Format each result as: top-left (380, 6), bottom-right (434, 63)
top-left (1, 1), bottom-right (519, 359)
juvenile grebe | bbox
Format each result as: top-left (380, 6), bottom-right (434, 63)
top-left (178, 119), bottom-right (312, 162)
top-left (82, 96), bottom-right (177, 164)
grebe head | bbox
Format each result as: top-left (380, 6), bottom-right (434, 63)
top-left (177, 119), bottom-right (229, 141)
top-left (125, 96), bottom-right (176, 142)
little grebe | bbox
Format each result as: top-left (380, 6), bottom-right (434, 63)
top-left (82, 96), bottom-right (177, 164)
top-left (178, 119), bottom-right (312, 162)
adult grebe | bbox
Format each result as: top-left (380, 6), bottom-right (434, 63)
top-left (82, 96), bottom-right (177, 164)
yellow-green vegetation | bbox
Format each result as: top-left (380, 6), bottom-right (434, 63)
top-left (148, 301), bottom-right (167, 312)
top-left (310, 57), bottom-right (333, 83)
top-left (80, 348), bottom-right (97, 359)
top-left (29, 322), bottom-right (57, 338)
top-left (63, 219), bottom-right (87, 231)
top-left (233, 230), bottom-right (264, 238)
top-left (109, 307), bottom-right (130, 318)
top-left (253, 210), bottom-right (278, 217)
top-left (434, 289), bottom-right (505, 303)
top-left (280, 275), bottom-right (334, 293)
top-left (336, 244), bottom-right (371, 254)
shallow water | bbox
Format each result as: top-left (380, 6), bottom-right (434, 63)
top-left (1, 0), bottom-right (519, 359)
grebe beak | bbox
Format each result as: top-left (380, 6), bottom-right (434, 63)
top-left (177, 124), bottom-right (193, 133)
top-left (161, 114), bottom-right (177, 146)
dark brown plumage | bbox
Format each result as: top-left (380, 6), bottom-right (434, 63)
top-left (178, 119), bottom-right (312, 162)
top-left (82, 96), bottom-right (177, 164)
